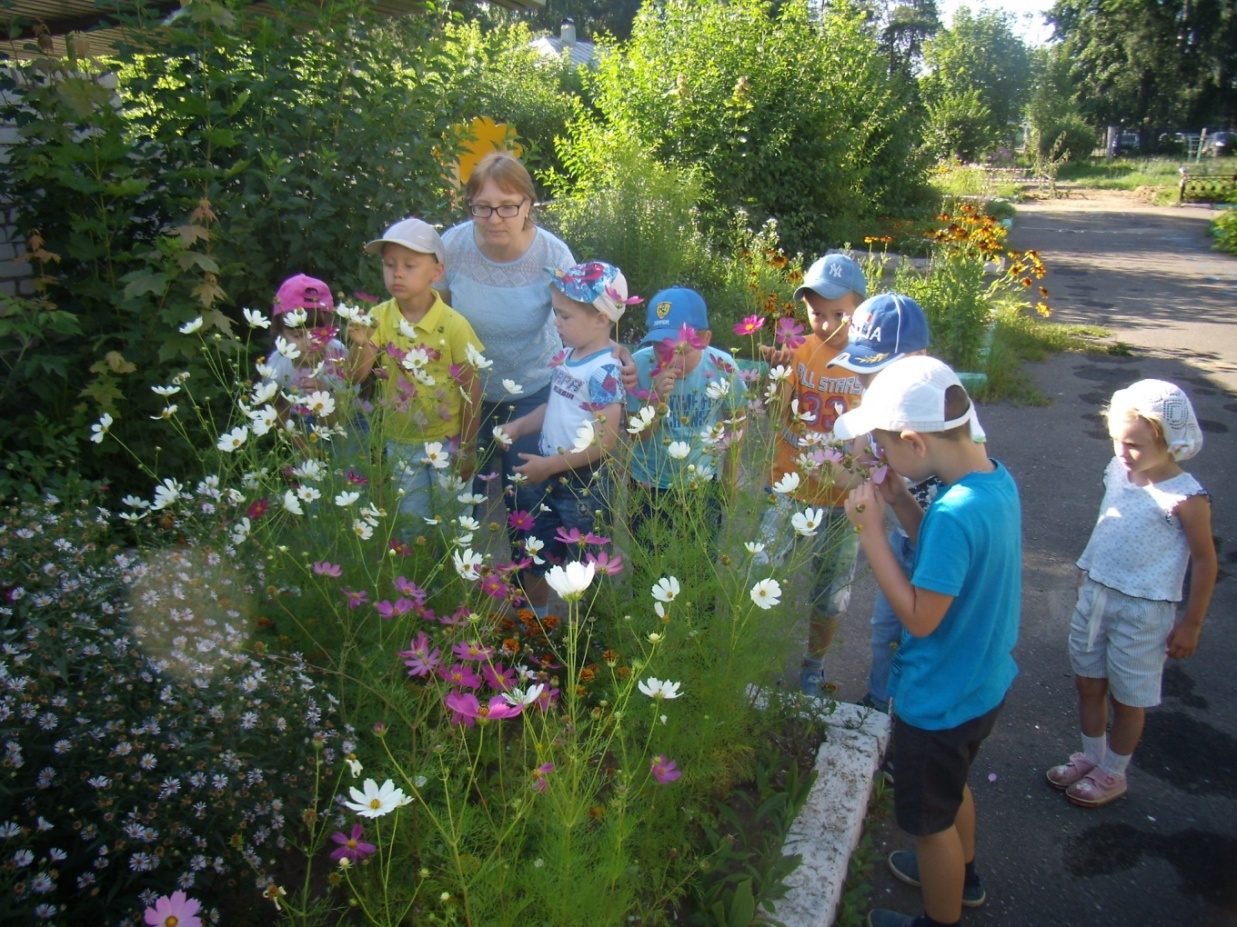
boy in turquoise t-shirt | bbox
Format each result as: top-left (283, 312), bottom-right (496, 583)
top-left (626, 287), bottom-right (746, 546)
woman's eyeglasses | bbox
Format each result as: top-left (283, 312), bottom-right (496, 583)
top-left (469, 201), bottom-right (526, 219)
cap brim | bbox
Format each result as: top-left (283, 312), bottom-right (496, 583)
top-left (832, 406), bottom-right (876, 441)
top-left (829, 347), bottom-right (899, 372)
top-left (794, 282), bottom-right (849, 302)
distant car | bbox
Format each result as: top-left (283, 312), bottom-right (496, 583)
top-left (1116, 131), bottom-right (1140, 153)
top-left (1201, 131), bottom-right (1229, 156)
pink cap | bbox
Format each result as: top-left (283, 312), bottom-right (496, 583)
top-left (273, 274), bottom-right (335, 316)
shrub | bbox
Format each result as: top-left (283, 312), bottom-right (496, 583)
top-left (1212, 209), bottom-right (1237, 255)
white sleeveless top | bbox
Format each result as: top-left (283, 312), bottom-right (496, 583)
top-left (1077, 457), bottom-right (1206, 602)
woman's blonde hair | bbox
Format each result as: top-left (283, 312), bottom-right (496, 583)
top-left (464, 152), bottom-right (537, 229)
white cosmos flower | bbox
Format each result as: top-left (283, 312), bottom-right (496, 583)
top-left (151, 384), bottom-right (181, 397)
top-left (571, 420), bottom-right (595, 453)
top-left (627, 405), bottom-right (657, 434)
top-left (282, 489), bottom-right (304, 515)
top-left (292, 459), bottom-right (327, 482)
top-left (178, 317), bottom-right (203, 334)
top-left (255, 361), bottom-right (277, 379)
top-left (792, 507), bottom-right (824, 537)
top-left (296, 485), bottom-right (321, 503)
top-left (121, 494), bottom-right (150, 509)
top-left (667, 441), bottom-right (690, 460)
top-left (545, 561), bottom-right (596, 601)
top-left (492, 425), bottom-right (514, 447)
top-left (524, 536), bottom-right (546, 564)
top-left (744, 541), bottom-right (766, 554)
top-left (457, 491), bottom-right (486, 506)
top-left (510, 472), bottom-right (529, 485)
top-left (789, 399), bottom-right (817, 424)
top-left (749, 578), bottom-right (783, 610)
top-left (768, 365), bottom-right (791, 382)
top-left (453, 549), bottom-right (483, 581)
top-left (250, 380), bottom-right (278, 405)
top-left (501, 684), bottom-right (546, 707)
top-left (457, 515), bottom-right (480, 532)
top-left (230, 517), bottom-right (251, 545)
top-left (398, 318), bottom-right (418, 340)
top-left (342, 779), bottom-right (413, 819)
top-left (90, 413), bottom-right (113, 444)
top-left (699, 422), bottom-right (727, 446)
top-left (637, 677), bottom-right (683, 700)
top-left (424, 443), bottom-right (450, 469)
top-left (502, 379), bottom-right (524, 395)
top-left (705, 378), bottom-right (730, 400)
top-left (151, 479), bottom-right (184, 511)
top-left (150, 404), bottom-right (178, 420)
top-left (772, 471), bottom-right (801, 495)
top-left (248, 405), bottom-right (278, 436)
top-left (345, 756), bottom-right (363, 778)
top-left (352, 518), bottom-right (374, 540)
top-left (282, 308), bottom-right (308, 328)
top-left (275, 336), bottom-right (301, 360)
top-left (465, 343), bottom-right (492, 369)
top-left (651, 576), bottom-right (680, 604)
top-left (216, 426), bottom-right (249, 453)
top-left (243, 308), bottom-right (271, 329)
top-left (304, 391), bottom-right (335, 418)
top-left (334, 491), bottom-right (360, 507)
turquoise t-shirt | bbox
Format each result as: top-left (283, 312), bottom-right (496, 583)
top-left (890, 460), bottom-right (1021, 730)
top-left (626, 345), bottom-right (746, 488)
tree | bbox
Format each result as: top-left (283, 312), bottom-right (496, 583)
top-left (880, 0), bottom-right (942, 77)
top-left (919, 7), bottom-right (1032, 158)
top-left (1049, 0), bottom-right (1237, 131)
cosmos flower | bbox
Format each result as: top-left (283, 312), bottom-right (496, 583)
top-left (342, 779), bottom-right (413, 818)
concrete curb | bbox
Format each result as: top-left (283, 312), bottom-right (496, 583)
top-left (773, 701), bottom-right (891, 927)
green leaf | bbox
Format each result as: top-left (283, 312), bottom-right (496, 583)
top-left (122, 270), bottom-right (171, 300)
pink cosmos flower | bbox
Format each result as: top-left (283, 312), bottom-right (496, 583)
top-left (375, 598), bottom-right (415, 620)
top-left (399, 632), bottom-right (442, 678)
top-left (480, 574), bottom-right (513, 600)
top-left (394, 576), bottom-right (427, 604)
top-left (452, 640), bottom-right (495, 662)
top-left (346, 470), bottom-right (369, 485)
top-left (774, 317), bottom-right (807, 351)
top-left (650, 755), bottom-right (681, 784)
top-left (144, 891), bottom-right (203, 927)
top-left (553, 526), bottom-right (610, 546)
top-left (445, 691), bottom-right (523, 726)
top-left (508, 509), bottom-right (535, 531)
top-left (482, 661), bottom-right (517, 692)
top-left (340, 588), bottom-right (370, 610)
top-left (246, 499), bottom-right (269, 520)
top-left (548, 349), bottom-right (569, 368)
top-left (531, 762), bottom-right (555, 793)
top-left (586, 550), bottom-right (624, 576)
top-left (437, 662), bottom-right (482, 689)
top-left (733, 314), bottom-right (765, 336)
top-left (313, 561), bottom-right (342, 577)
top-left (329, 824), bottom-right (377, 862)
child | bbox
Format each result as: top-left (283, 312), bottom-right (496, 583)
top-left (839, 356), bottom-right (1020, 927)
top-left (627, 287), bottom-right (747, 544)
top-left (1047, 379), bottom-right (1214, 808)
top-left (500, 261), bottom-right (629, 617)
top-left (348, 217), bottom-right (484, 527)
top-left (264, 273), bottom-right (351, 434)
top-left (758, 253), bottom-right (868, 697)
top-left (828, 293), bottom-right (934, 714)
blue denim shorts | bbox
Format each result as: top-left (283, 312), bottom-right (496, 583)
top-left (519, 465), bottom-right (612, 576)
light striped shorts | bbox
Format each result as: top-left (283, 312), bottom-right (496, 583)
top-left (1069, 576), bottom-right (1176, 708)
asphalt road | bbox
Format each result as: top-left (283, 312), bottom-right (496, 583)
top-left (824, 190), bottom-right (1237, 927)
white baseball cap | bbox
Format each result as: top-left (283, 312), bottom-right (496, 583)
top-left (834, 355), bottom-right (986, 442)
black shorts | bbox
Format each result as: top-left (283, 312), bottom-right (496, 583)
top-left (892, 700), bottom-right (1004, 837)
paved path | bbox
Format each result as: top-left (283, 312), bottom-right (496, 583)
top-left (825, 192), bottom-right (1237, 927)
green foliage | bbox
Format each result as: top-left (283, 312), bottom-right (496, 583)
top-left (574, 0), bottom-right (930, 254)
top-left (0, 0), bottom-right (463, 502)
top-left (921, 88), bottom-right (993, 162)
top-left (1210, 209), bottom-right (1237, 255)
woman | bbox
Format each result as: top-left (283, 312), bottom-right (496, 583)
top-left (438, 152), bottom-right (576, 521)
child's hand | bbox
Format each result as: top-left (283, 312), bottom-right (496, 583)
top-left (1166, 621), bottom-right (1202, 659)
top-left (844, 480), bottom-right (886, 533)
top-left (760, 344), bottom-right (794, 367)
top-left (654, 366), bottom-right (681, 401)
top-left (347, 324), bottom-right (372, 347)
top-left (513, 453), bottom-right (555, 484)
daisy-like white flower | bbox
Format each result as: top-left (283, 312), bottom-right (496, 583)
top-left (151, 479), bottom-right (184, 511)
top-left (502, 683), bottom-right (546, 707)
top-left (304, 391), bottom-right (335, 418)
top-left (627, 404), bottom-right (657, 435)
top-left (178, 317), bottom-right (203, 334)
top-left (502, 378), bottom-right (524, 395)
top-left (545, 561), bottom-right (596, 602)
top-left (571, 420), bottom-right (595, 453)
top-left (699, 422), bottom-right (727, 446)
top-left (457, 514), bottom-right (481, 533)
top-left (771, 471), bottom-right (801, 495)
top-left (352, 519), bottom-right (374, 540)
top-left (275, 336), bottom-right (301, 360)
top-left (150, 404), bottom-right (178, 420)
top-left (345, 756), bottom-right (363, 778)
top-left (705, 378), bottom-right (731, 400)
top-left (524, 536), bottom-right (546, 564)
top-left (342, 778), bottom-right (413, 818)
top-left (667, 441), bottom-right (690, 460)
top-left (292, 459), bottom-right (327, 482)
top-left (744, 541), bottom-right (766, 554)
top-left (424, 442), bottom-right (450, 469)
top-left (122, 494), bottom-right (150, 509)
top-left (749, 578), bottom-right (782, 610)
top-left (282, 489), bottom-right (304, 515)
top-left (789, 398), bottom-right (817, 424)
top-left (492, 425), bottom-right (514, 447)
top-left (791, 507), bottom-right (824, 537)
top-left (90, 412), bottom-right (114, 444)
top-left (251, 380), bottom-right (279, 405)
top-left (335, 491), bottom-right (360, 507)
top-left (242, 308), bottom-right (270, 329)
top-left (296, 485), bottom-right (321, 503)
top-left (151, 384), bottom-right (181, 397)
top-left (453, 549), bottom-right (483, 581)
top-left (216, 426), bottom-right (249, 453)
top-left (637, 677), bottom-right (683, 700)
top-left (651, 576), bottom-right (680, 604)
top-left (230, 518), bottom-right (251, 545)
top-left (768, 364), bottom-right (791, 382)
top-left (255, 360), bottom-right (277, 379)
top-left (465, 343), bottom-right (492, 369)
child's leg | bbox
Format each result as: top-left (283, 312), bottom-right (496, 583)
top-left (1103, 699), bottom-right (1145, 775)
top-left (1076, 675), bottom-right (1110, 739)
top-left (916, 822), bottom-right (966, 924)
top-left (801, 507), bottom-right (860, 691)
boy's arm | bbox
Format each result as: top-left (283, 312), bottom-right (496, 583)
top-left (845, 481), bottom-right (952, 637)
top-left (1167, 493), bottom-right (1217, 659)
top-left (347, 326), bottom-right (379, 384)
top-left (514, 401), bottom-right (622, 484)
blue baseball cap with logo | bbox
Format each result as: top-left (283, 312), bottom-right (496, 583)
top-left (830, 293), bottom-right (931, 373)
top-left (639, 287), bottom-right (710, 344)
top-left (793, 253), bottom-right (868, 302)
